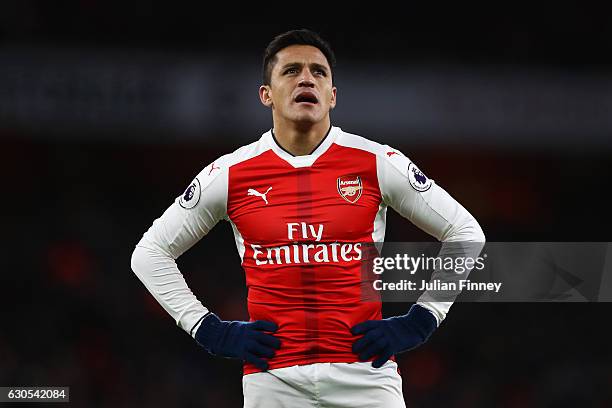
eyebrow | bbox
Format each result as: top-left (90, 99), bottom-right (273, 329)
top-left (280, 62), bottom-right (329, 73)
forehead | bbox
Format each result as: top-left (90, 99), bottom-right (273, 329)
top-left (273, 45), bottom-right (330, 70)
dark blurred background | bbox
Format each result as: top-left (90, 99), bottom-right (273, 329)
top-left (1, 3), bottom-right (611, 407)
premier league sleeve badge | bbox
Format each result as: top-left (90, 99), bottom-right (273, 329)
top-left (408, 163), bottom-right (432, 192)
top-left (179, 178), bottom-right (201, 209)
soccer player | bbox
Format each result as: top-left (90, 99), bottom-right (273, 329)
top-left (131, 29), bottom-right (485, 407)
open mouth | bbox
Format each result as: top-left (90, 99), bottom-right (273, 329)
top-left (294, 91), bottom-right (319, 104)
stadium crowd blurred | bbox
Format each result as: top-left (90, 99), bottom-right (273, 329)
top-left (1, 3), bottom-right (611, 407)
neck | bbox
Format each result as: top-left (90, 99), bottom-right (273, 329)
top-left (272, 116), bottom-right (331, 156)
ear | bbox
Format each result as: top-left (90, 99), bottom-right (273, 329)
top-left (329, 86), bottom-right (337, 110)
top-left (259, 85), bottom-right (273, 108)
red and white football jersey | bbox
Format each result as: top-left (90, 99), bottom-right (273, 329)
top-left (131, 126), bottom-right (484, 374)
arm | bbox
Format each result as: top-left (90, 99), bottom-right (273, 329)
top-left (130, 161), bottom-right (279, 370)
top-left (352, 148), bottom-right (485, 367)
top-left (377, 149), bottom-right (485, 323)
top-left (130, 166), bottom-right (226, 335)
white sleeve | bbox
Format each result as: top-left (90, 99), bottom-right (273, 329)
top-left (130, 160), bottom-right (228, 338)
top-left (377, 148), bottom-right (485, 325)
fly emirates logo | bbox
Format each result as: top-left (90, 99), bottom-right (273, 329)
top-left (251, 222), bottom-right (363, 266)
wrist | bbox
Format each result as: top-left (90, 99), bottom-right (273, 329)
top-left (403, 304), bottom-right (437, 341)
top-left (195, 313), bottom-right (225, 353)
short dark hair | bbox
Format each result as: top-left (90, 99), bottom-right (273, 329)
top-left (262, 29), bottom-right (336, 85)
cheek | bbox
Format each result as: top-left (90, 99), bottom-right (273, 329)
top-left (324, 90), bottom-right (335, 105)
top-left (278, 89), bottom-right (291, 105)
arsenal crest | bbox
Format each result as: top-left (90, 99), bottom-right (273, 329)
top-left (337, 175), bottom-right (363, 203)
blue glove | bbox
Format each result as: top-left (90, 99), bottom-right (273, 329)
top-left (351, 304), bottom-right (437, 368)
top-left (195, 313), bottom-right (281, 371)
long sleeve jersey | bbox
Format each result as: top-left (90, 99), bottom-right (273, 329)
top-left (131, 126), bottom-right (485, 374)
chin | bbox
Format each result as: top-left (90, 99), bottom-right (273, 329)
top-left (292, 111), bottom-right (323, 124)
top-left (293, 117), bottom-right (322, 129)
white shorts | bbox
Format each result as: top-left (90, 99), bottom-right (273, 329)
top-left (242, 361), bottom-right (406, 408)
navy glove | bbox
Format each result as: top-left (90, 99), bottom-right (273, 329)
top-left (351, 304), bottom-right (437, 368)
top-left (195, 313), bottom-right (281, 371)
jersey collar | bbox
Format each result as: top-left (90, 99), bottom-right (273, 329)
top-left (263, 126), bottom-right (340, 168)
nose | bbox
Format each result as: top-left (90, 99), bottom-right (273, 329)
top-left (298, 78), bottom-right (315, 88)
top-left (298, 71), bottom-right (315, 87)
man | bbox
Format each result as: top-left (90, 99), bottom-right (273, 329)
top-left (131, 29), bottom-right (485, 407)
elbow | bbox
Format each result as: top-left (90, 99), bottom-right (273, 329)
top-left (131, 245), bottom-right (143, 276)
top-left (131, 244), bottom-right (154, 278)
top-left (443, 213), bottom-right (486, 243)
top-left (462, 216), bottom-right (485, 245)
top-left (463, 217), bottom-right (486, 259)
top-left (472, 219), bottom-right (486, 243)
top-left (131, 242), bottom-right (174, 278)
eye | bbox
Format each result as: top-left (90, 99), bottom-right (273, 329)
top-left (284, 68), bottom-right (298, 75)
top-left (314, 69), bottom-right (327, 76)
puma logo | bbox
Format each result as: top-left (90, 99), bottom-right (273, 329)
top-left (208, 162), bottom-right (220, 175)
top-left (247, 187), bottom-right (272, 205)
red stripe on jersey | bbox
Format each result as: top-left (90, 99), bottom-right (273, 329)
top-left (227, 144), bottom-right (383, 374)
